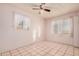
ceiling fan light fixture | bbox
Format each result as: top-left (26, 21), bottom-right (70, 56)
top-left (39, 9), bottom-right (44, 14)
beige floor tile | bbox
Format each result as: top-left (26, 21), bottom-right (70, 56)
top-left (74, 48), bottom-right (79, 56)
top-left (0, 52), bottom-right (2, 56)
top-left (64, 46), bottom-right (74, 56)
top-left (55, 45), bottom-right (68, 56)
top-left (47, 49), bottom-right (59, 56)
top-left (19, 52), bottom-right (32, 56)
top-left (1, 51), bottom-right (11, 56)
top-left (1, 41), bottom-right (79, 56)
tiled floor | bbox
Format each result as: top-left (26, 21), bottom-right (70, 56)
top-left (0, 41), bottom-right (79, 56)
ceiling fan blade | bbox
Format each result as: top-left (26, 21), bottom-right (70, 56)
top-left (44, 9), bottom-right (51, 12)
top-left (32, 7), bottom-right (40, 10)
top-left (41, 3), bottom-right (45, 5)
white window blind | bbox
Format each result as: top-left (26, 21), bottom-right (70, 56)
top-left (14, 13), bottom-right (30, 31)
top-left (51, 18), bottom-right (72, 34)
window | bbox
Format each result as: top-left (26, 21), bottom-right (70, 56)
top-left (14, 13), bottom-right (30, 31)
top-left (62, 19), bottom-right (72, 34)
top-left (51, 18), bottom-right (72, 34)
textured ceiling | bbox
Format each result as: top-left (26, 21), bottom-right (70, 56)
top-left (11, 3), bottom-right (79, 18)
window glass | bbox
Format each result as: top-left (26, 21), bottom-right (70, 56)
top-left (51, 18), bottom-right (72, 34)
top-left (14, 13), bottom-right (30, 31)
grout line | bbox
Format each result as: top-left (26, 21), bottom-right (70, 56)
top-left (54, 45), bottom-right (64, 56)
top-left (73, 47), bottom-right (75, 56)
top-left (1, 52), bottom-right (2, 56)
top-left (44, 48), bottom-right (54, 56)
top-left (72, 47), bottom-right (74, 56)
top-left (63, 46), bottom-right (69, 56)
top-left (9, 51), bottom-right (12, 56)
top-left (0, 41), bottom-right (79, 56)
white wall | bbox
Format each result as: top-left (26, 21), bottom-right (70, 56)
top-left (45, 12), bottom-right (79, 47)
top-left (73, 15), bottom-right (79, 47)
top-left (0, 4), bottom-right (45, 51)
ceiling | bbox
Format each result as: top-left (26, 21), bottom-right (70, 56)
top-left (11, 3), bottom-right (79, 19)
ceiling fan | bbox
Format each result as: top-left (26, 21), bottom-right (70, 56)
top-left (32, 3), bottom-right (51, 14)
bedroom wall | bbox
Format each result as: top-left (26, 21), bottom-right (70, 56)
top-left (45, 12), bottom-right (79, 47)
top-left (73, 15), bottom-right (79, 47)
top-left (0, 4), bottom-right (45, 52)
